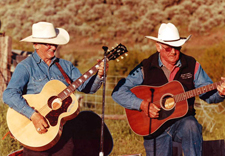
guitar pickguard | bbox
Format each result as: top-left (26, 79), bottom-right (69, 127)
top-left (158, 108), bottom-right (175, 120)
top-left (46, 96), bottom-right (72, 126)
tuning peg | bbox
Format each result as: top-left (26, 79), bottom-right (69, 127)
top-left (120, 56), bottom-right (124, 59)
top-left (125, 53), bottom-right (128, 56)
top-left (116, 59), bottom-right (120, 62)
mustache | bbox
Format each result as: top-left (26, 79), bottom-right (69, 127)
top-left (48, 49), bottom-right (56, 53)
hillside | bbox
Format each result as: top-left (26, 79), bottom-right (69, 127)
top-left (1, 0), bottom-right (225, 68)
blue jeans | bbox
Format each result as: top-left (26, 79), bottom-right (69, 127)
top-left (144, 116), bottom-right (203, 156)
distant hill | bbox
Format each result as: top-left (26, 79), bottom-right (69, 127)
top-left (1, 0), bottom-right (225, 63)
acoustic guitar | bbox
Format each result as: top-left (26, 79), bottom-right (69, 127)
top-left (6, 44), bottom-right (127, 151)
top-left (125, 80), bottom-right (223, 136)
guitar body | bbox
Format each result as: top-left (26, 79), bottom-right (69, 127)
top-left (7, 80), bottom-right (79, 151)
top-left (125, 81), bottom-right (189, 136)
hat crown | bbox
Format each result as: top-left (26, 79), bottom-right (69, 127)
top-left (21, 21), bottom-right (70, 45)
top-left (145, 23), bottom-right (191, 47)
top-left (158, 23), bottom-right (180, 41)
top-left (32, 22), bottom-right (56, 39)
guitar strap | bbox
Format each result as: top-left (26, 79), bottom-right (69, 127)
top-left (55, 62), bottom-right (72, 85)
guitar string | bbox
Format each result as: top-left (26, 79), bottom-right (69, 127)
top-left (147, 81), bottom-right (223, 109)
top-left (36, 45), bottom-right (126, 117)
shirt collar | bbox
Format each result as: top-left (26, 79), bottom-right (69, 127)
top-left (33, 51), bottom-right (42, 63)
top-left (158, 53), bottom-right (182, 67)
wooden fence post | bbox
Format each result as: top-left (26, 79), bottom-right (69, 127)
top-left (0, 36), bottom-right (12, 99)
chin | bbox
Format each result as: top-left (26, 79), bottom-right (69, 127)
top-left (48, 52), bottom-right (55, 57)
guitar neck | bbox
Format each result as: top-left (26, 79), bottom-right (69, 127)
top-left (55, 43), bottom-right (128, 101)
top-left (174, 81), bottom-right (223, 102)
top-left (58, 60), bottom-right (103, 101)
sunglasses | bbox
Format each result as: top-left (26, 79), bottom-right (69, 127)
top-left (161, 45), bottom-right (181, 52)
top-left (41, 43), bottom-right (58, 49)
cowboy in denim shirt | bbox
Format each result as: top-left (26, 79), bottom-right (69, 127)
top-left (3, 22), bottom-right (108, 155)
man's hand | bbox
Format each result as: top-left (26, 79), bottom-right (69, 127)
top-left (140, 100), bottom-right (160, 118)
top-left (31, 111), bottom-right (49, 134)
top-left (217, 77), bottom-right (225, 96)
top-left (97, 59), bottom-right (109, 78)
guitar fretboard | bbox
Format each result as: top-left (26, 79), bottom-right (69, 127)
top-left (56, 43), bottom-right (128, 101)
top-left (174, 81), bottom-right (223, 102)
top-left (57, 62), bottom-right (101, 101)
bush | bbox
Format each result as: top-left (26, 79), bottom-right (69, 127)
top-left (114, 6), bottom-right (137, 22)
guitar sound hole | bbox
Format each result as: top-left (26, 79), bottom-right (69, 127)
top-left (158, 94), bottom-right (175, 120)
top-left (48, 96), bottom-right (63, 110)
top-left (161, 94), bottom-right (175, 111)
top-left (46, 96), bottom-right (72, 126)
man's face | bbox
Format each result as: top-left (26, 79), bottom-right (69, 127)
top-left (35, 43), bottom-right (58, 60)
top-left (157, 43), bottom-right (181, 66)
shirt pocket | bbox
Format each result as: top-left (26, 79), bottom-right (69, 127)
top-left (56, 74), bottom-right (71, 85)
top-left (30, 75), bottom-right (49, 93)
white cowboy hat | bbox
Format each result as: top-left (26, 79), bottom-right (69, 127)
top-left (21, 22), bottom-right (70, 45)
top-left (145, 23), bottom-right (191, 47)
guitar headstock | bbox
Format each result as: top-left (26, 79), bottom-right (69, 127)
top-left (106, 43), bottom-right (128, 62)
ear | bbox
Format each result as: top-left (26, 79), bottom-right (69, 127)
top-left (155, 42), bottom-right (162, 53)
top-left (33, 43), bottom-right (40, 50)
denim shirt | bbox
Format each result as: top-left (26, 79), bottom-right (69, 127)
top-left (3, 51), bottom-right (103, 119)
top-left (112, 55), bottom-right (224, 110)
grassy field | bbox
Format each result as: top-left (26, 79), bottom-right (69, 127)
top-left (0, 103), bottom-right (146, 156)
top-left (1, 99), bottom-right (225, 156)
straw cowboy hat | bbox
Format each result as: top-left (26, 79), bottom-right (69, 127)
top-left (146, 23), bottom-right (191, 47)
top-left (21, 22), bottom-right (70, 45)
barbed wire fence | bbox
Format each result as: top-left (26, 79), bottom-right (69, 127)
top-left (75, 75), bottom-right (126, 116)
top-left (195, 99), bottom-right (225, 133)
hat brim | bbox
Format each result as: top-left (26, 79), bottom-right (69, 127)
top-left (145, 35), bottom-right (191, 47)
top-left (20, 28), bottom-right (70, 45)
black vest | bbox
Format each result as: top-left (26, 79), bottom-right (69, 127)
top-left (141, 52), bottom-right (196, 115)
